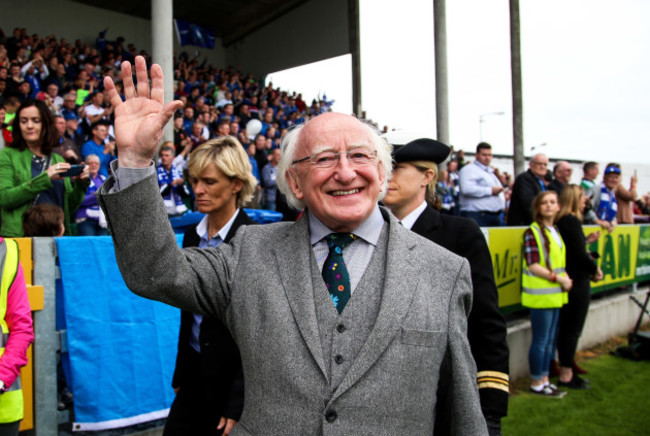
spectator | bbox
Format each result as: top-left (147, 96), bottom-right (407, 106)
top-left (245, 142), bottom-right (262, 209)
top-left (172, 113), bottom-right (190, 153)
top-left (436, 169), bottom-right (456, 215)
top-left (252, 133), bottom-right (268, 175)
top-left (0, 99), bottom-right (88, 237)
top-left (555, 185), bottom-right (603, 389)
top-left (62, 112), bottom-right (84, 149)
top-left (165, 136), bottom-right (257, 436)
top-left (157, 144), bottom-right (188, 217)
top-left (261, 147), bottom-right (281, 210)
top-left (22, 203), bottom-right (65, 237)
top-left (181, 106), bottom-right (195, 133)
top-left (521, 191), bottom-right (572, 398)
top-left (458, 142), bottom-right (505, 226)
top-left (591, 163), bottom-right (621, 232)
top-left (189, 121), bottom-right (207, 150)
top-left (0, 236), bottom-right (34, 436)
top-left (215, 119), bottom-right (230, 138)
top-left (74, 154), bottom-right (108, 236)
top-left (51, 115), bottom-right (81, 164)
top-left (507, 153), bottom-right (549, 226)
top-left (614, 165), bottom-right (638, 224)
top-left (548, 161), bottom-right (573, 195)
top-left (81, 90), bottom-right (112, 126)
top-left (38, 83), bottom-right (63, 114)
top-left (81, 121), bottom-right (114, 177)
top-left (580, 161), bottom-right (599, 224)
top-left (59, 92), bottom-right (79, 122)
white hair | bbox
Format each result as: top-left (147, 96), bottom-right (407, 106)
top-left (276, 116), bottom-right (393, 210)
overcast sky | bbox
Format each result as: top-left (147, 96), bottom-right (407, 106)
top-left (268, 0), bottom-right (650, 166)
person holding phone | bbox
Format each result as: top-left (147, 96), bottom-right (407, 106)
top-left (0, 99), bottom-right (89, 237)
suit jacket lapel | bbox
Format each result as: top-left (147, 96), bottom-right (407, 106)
top-left (273, 215), bottom-right (328, 379)
top-left (332, 211), bottom-right (421, 400)
top-left (411, 204), bottom-right (441, 237)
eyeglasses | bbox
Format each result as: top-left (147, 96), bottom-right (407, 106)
top-left (531, 161), bottom-right (548, 167)
top-left (292, 147), bottom-right (377, 169)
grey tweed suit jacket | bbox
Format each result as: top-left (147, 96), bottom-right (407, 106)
top-left (97, 173), bottom-right (487, 436)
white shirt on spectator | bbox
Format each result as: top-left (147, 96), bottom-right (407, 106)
top-left (458, 160), bottom-right (505, 212)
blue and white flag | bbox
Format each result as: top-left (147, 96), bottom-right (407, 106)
top-left (174, 19), bottom-right (215, 49)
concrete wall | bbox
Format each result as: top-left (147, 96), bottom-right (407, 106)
top-left (0, 0), bottom-right (226, 67)
top-left (226, 0), bottom-right (349, 77)
top-left (507, 287), bottom-right (650, 380)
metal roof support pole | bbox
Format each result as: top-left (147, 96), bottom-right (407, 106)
top-left (349, 0), bottom-right (362, 117)
top-left (152, 0), bottom-right (175, 144)
top-left (510, 0), bottom-right (525, 176)
top-left (433, 0), bottom-right (450, 152)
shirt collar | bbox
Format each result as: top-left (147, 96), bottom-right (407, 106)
top-left (309, 204), bottom-right (384, 246)
top-left (474, 160), bottom-right (493, 173)
top-left (398, 201), bottom-right (427, 230)
top-left (196, 208), bottom-right (240, 243)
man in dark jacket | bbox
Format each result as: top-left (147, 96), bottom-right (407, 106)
top-left (507, 153), bottom-right (549, 226)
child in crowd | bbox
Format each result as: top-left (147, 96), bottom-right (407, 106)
top-left (22, 203), bottom-right (65, 237)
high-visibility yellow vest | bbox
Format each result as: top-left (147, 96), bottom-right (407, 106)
top-left (0, 238), bottom-right (24, 423)
top-left (521, 222), bottom-right (568, 309)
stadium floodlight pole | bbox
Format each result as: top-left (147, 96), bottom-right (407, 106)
top-left (510, 0), bottom-right (525, 176)
top-left (152, 0), bottom-right (174, 143)
top-left (479, 111), bottom-right (505, 141)
top-left (434, 0), bottom-right (450, 153)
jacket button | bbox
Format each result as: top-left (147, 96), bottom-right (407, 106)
top-left (334, 354), bottom-right (344, 364)
top-left (325, 410), bottom-right (337, 422)
top-left (336, 324), bottom-right (346, 333)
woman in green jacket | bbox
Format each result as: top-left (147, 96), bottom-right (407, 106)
top-left (0, 99), bottom-right (89, 237)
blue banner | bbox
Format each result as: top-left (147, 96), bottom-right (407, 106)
top-left (174, 19), bottom-right (215, 49)
top-left (56, 236), bottom-right (183, 430)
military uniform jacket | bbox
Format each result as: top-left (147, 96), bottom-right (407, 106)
top-left (411, 205), bottom-right (509, 422)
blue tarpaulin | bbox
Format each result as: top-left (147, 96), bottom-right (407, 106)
top-left (56, 236), bottom-right (183, 431)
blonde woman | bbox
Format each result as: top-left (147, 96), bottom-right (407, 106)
top-left (165, 136), bottom-right (257, 436)
top-left (555, 184), bottom-right (603, 389)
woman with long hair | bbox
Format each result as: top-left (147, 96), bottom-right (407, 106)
top-left (0, 99), bottom-right (88, 236)
top-left (555, 184), bottom-right (603, 388)
top-left (521, 191), bottom-right (572, 397)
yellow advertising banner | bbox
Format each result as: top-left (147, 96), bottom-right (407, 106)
top-left (488, 227), bottom-right (527, 309)
top-left (588, 224), bottom-right (640, 290)
top-left (488, 225), bottom-right (643, 310)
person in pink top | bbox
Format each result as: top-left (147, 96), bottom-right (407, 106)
top-left (0, 237), bottom-right (34, 436)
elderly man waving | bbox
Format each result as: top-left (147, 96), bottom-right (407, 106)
top-left (97, 57), bottom-right (486, 436)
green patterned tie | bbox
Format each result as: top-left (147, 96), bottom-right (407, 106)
top-left (322, 233), bottom-right (358, 313)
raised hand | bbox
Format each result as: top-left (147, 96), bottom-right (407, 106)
top-left (103, 56), bottom-right (183, 168)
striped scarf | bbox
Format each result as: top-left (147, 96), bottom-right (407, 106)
top-left (597, 183), bottom-right (617, 222)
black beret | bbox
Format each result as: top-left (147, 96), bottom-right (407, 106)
top-left (391, 137), bottom-right (451, 164)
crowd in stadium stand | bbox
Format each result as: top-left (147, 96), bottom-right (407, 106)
top-left (0, 26), bottom-right (345, 236)
top-left (2, 26), bottom-right (650, 237)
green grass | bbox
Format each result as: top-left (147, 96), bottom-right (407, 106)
top-left (503, 345), bottom-right (650, 435)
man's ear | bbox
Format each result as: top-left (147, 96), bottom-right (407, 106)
top-left (286, 169), bottom-right (304, 200)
